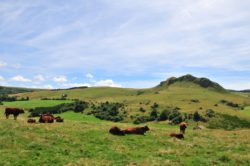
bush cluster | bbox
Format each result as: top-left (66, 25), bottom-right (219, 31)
top-left (90, 101), bottom-right (126, 122)
top-left (158, 107), bottom-right (183, 124)
top-left (41, 94), bottom-right (69, 100)
top-left (0, 94), bottom-right (17, 102)
top-left (220, 100), bottom-right (242, 109)
top-left (208, 113), bottom-right (250, 130)
top-left (29, 100), bottom-right (89, 117)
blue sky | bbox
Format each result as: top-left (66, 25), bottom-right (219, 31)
top-left (0, 0), bottom-right (250, 90)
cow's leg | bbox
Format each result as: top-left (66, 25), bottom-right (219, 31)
top-left (6, 114), bottom-right (9, 119)
top-left (14, 115), bottom-right (17, 120)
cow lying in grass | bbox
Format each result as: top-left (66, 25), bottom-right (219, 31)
top-left (109, 126), bottom-right (125, 136)
top-left (109, 126), bottom-right (150, 136)
top-left (39, 114), bottom-right (54, 123)
top-left (170, 133), bottom-right (184, 139)
top-left (38, 114), bottom-right (64, 123)
top-left (5, 108), bottom-right (24, 120)
top-left (54, 116), bottom-right (64, 122)
top-left (123, 126), bottom-right (150, 135)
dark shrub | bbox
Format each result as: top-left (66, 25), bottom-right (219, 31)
top-left (158, 107), bottom-right (182, 124)
top-left (220, 100), bottom-right (240, 108)
top-left (74, 101), bottom-right (89, 113)
top-left (133, 116), bottom-right (150, 124)
top-left (193, 111), bottom-right (201, 124)
top-left (150, 109), bottom-right (158, 121)
top-left (139, 107), bottom-right (146, 113)
top-left (91, 102), bottom-right (126, 122)
top-left (151, 102), bottom-right (159, 109)
top-left (0, 94), bottom-right (17, 101)
top-left (191, 99), bottom-right (199, 103)
top-left (158, 109), bottom-right (171, 121)
top-left (205, 109), bottom-right (215, 118)
top-left (208, 113), bottom-right (250, 130)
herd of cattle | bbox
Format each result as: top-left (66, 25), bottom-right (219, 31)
top-left (4, 107), bottom-right (188, 139)
top-left (109, 122), bottom-right (188, 139)
top-left (4, 107), bottom-right (63, 123)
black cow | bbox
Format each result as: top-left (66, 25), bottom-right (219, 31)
top-left (5, 108), bottom-right (25, 120)
top-left (54, 116), bottom-right (64, 122)
top-left (109, 126), bottom-right (125, 136)
top-left (170, 133), bottom-right (184, 139)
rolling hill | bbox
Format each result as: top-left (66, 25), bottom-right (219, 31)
top-left (0, 86), bottom-right (44, 95)
top-left (9, 74), bottom-right (250, 121)
top-left (1, 75), bottom-right (250, 165)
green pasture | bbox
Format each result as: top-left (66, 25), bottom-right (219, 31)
top-left (0, 113), bottom-right (250, 166)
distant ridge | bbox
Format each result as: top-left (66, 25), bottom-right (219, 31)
top-left (230, 89), bottom-right (250, 93)
top-left (157, 74), bottom-right (225, 91)
top-left (0, 86), bottom-right (40, 94)
top-left (66, 86), bottom-right (88, 90)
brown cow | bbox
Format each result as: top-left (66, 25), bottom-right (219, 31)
top-left (39, 114), bottom-right (54, 123)
top-left (27, 119), bottom-right (36, 123)
top-left (5, 108), bottom-right (25, 120)
top-left (170, 133), bottom-right (184, 139)
top-left (54, 116), bottom-right (64, 122)
top-left (179, 122), bottom-right (188, 134)
top-left (123, 126), bottom-right (149, 135)
top-left (109, 126), bottom-right (125, 136)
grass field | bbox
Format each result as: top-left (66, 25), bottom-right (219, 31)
top-left (12, 83), bottom-right (250, 121)
top-left (242, 106), bottom-right (250, 116)
top-left (1, 78), bottom-right (250, 165)
top-left (0, 111), bottom-right (250, 166)
top-left (1, 100), bottom-right (73, 109)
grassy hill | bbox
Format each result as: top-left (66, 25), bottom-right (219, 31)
top-left (11, 75), bottom-right (250, 121)
top-left (0, 86), bottom-right (43, 95)
top-left (0, 112), bottom-right (250, 166)
top-left (1, 75), bottom-right (250, 165)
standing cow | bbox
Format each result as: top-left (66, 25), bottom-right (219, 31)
top-left (179, 122), bottom-right (188, 134)
top-left (5, 108), bottom-right (25, 120)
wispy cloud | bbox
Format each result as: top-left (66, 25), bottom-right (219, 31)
top-left (53, 76), bottom-right (67, 83)
top-left (94, 79), bottom-right (122, 87)
top-left (0, 0), bottom-right (250, 89)
top-left (86, 73), bottom-right (94, 79)
top-left (10, 75), bottom-right (31, 82)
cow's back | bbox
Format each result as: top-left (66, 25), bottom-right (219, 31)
top-left (5, 108), bottom-right (18, 114)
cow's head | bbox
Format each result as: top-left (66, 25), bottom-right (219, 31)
top-left (143, 126), bottom-right (150, 131)
top-left (19, 109), bottom-right (25, 113)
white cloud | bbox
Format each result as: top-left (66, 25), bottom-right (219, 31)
top-left (34, 74), bottom-right (45, 82)
top-left (86, 73), bottom-right (94, 79)
top-left (31, 84), bottom-right (54, 89)
top-left (53, 76), bottom-right (67, 83)
top-left (62, 83), bottom-right (90, 88)
top-left (1, 0), bottom-right (250, 89)
top-left (10, 75), bottom-right (31, 82)
top-left (94, 79), bottom-right (122, 87)
top-left (0, 76), bottom-right (5, 82)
